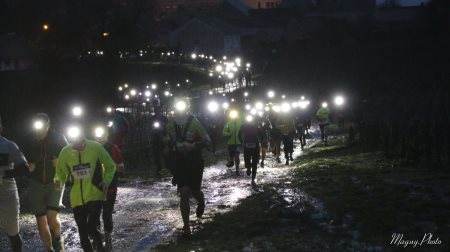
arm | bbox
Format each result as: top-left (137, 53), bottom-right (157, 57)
top-left (222, 123), bottom-right (231, 137)
top-left (99, 145), bottom-right (116, 187)
top-left (3, 142), bottom-right (30, 179)
top-left (54, 149), bottom-right (68, 190)
top-left (111, 145), bottom-right (124, 173)
top-left (193, 119), bottom-right (211, 150)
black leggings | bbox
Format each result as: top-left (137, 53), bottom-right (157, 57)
top-left (102, 186), bottom-right (117, 233)
top-left (244, 147), bottom-right (259, 179)
top-left (282, 134), bottom-right (294, 158)
top-left (73, 201), bottom-right (103, 252)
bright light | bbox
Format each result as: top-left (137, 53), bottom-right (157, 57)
top-left (102, 32), bottom-right (109, 37)
top-left (106, 107), bottom-right (113, 113)
top-left (223, 56), bottom-right (227, 60)
top-left (108, 121), bottom-right (113, 127)
top-left (245, 104), bottom-right (251, 110)
top-left (255, 102), bottom-right (263, 110)
top-left (258, 111), bottom-right (264, 117)
top-left (191, 53), bottom-right (197, 59)
top-left (208, 101), bottom-right (219, 112)
top-left (209, 72), bottom-right (214, 77)
top-left (250, 108), bottom-right (257, 115)
top-left (222, 102), bottom-right (229, 109)
top-left (246, 115), bottom-right (253, 122)
top-left (265, 106), bottom-right (270, 112)
top-left (125, 95), bottom-right (130, 100)
top-left (244, 92), bottom-right (248, 97)
top-left (272, 105), bottom-right (281, 113)
top-left (153, 122), bottom-right (160, 128)
top-left (67, 126), bottom-right (81, 140)
top-left (292, 102), bottom-right (298, 108)
top-left (42, 24), bottom-right (49, 31)
top-left (72, 106), bottom-right (83, 117)
top-left (175, 101), bottom-right (187, 112)
top-left (118, 86), bottom-right (123, 91)
top-left (94, 127), bottom-right (105, 138)
top-left (124, 84), bottom-right (129, 88)
top-left (151, 84), bottom-right (157, 90)
top-left (282, 95), bottom-right (286, 99)
top-left (298, 100), bottom-right (309, 109)
top-left (246, 63), bottom-right (251, 68)
top-left (267, 91), bottom-right (275, 98)
top-left (229, 110), bottom-right (238, 119)
top-left (145, 91), bottom-right (151, 97)
top-left (209, 91), bottom-right (213, 95)
top-left (322, 102), bottom-right (328, 108)
top-left (164, 91), bottom-right (170, 97)
top-left (301, 96), bottom-right (305, 100)
top-left (231, 98), bottom-right (235, 102)
top-left (227, 72), bottom-right (234, 79)
top-left (130, 89), bottom-right (137, 96)
top-left (281, 103), bottom-right (291, 113)
top-left (34, 121), bottom-right (44, 130)
top-left (334, 96), bottom-right (345, 106)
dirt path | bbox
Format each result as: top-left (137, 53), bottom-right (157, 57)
top-left (1, 129), bottom-right (324, 252)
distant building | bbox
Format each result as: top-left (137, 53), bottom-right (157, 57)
top-left (240, 0), bottom-right (282, 9)
top-left (0, 33), bottom-right (33, 71)
top-left (153, 0), bottom-right (224, 11)
top-left (169, 17), bottom-right (241, 54)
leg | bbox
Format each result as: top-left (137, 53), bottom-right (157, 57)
top-left (191, 189), bottom-right (205, 218)
top-left (36, 215), bottom-right (53, 250)
top-left (8, 234), bottom-right (22, 252)
top-left (73, 206), bottom-right (94, 252)
top-left (319, 125), bottom-right (325, 141)
top-left (103, 187), bottom-right (117, 233)
top-left (244, 148), bottom-right (251, 176)
top-left (153, 147), bottom-right (162, 175)
top-left (251, 148), bottom-right (259, 180)
top-left (179, 186), bottom-right (192, 227)
top-left (2, 188), bottom-right (22, 252)
top-left (47, 183), bottom-right (64, 252)
top-left (86, 201), bottom-right (104, 251)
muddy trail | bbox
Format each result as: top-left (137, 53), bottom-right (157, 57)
top-left (1, 128), bottom-right (328, 252)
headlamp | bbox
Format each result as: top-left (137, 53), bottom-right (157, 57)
top-left (72, 106), bottom-right (83, 117)
top-left (246, 115), bottom-right (253, 122)
top-left (229, 110), bottom-right (238, 119)
top-left (34, 120), bottom-right (44, 130)
top-left (67, 126), bottom-right (81, 141)
top-left (322, 102), bottom-right (328, 108)
top-left (94, 127), bottom-right (105, 138)
top-left (334, 96), bottom-right (345, 106)
top-left (153, 122), bottom-right (160, 128)
top-left (208, 101), bottom-right (219, 113)
top-left (175, 100), bottom-right (187, 112)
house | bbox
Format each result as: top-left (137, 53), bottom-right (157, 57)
top-left (169, 17), bottom-right (241, 54)
top-left (0, 33), bottom-right (33, 71)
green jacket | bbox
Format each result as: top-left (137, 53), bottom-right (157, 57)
top-left (316, 107), bottom-right (331, 120)
top-left (222, 119), bottom-right (243, 145)
top-left (54, 140), bottom-right (116, 208)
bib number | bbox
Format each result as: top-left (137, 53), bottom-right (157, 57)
top-left (72, 163), bottom-right (91, 179)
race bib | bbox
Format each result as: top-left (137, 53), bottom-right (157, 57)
top-left (72, 163), bottom-right (91, 179)
top-left (245, 143), bottom-right (257, 149)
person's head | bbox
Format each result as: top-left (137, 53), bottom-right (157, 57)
top-left (93, 126), bottom-right (108, 144)
top-left (33, 113), bottom-right (50, 140)
top-left (66, 124), bottom-right (86, 150)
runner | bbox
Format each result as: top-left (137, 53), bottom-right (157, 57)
top-left (164, 99), bottom-right (211, 238)
top-left (94, 126), bottom-right (124, 252)
top-left (54, 125), bottom-right (116, 252)
top-left (23, 113), bottom-right (67, 252)
top-left (239, 115), bottom-right (262, 185)
top-left (0, 115), bottom-right (30, 252)
top-left (222, 109), bottom-right (243, 175)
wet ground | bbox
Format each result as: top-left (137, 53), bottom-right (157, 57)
top-left (1, 128), bottom-right (325, 252)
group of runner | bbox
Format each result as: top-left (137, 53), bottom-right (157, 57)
top-left (0, 97), bottom-right (332, 251)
